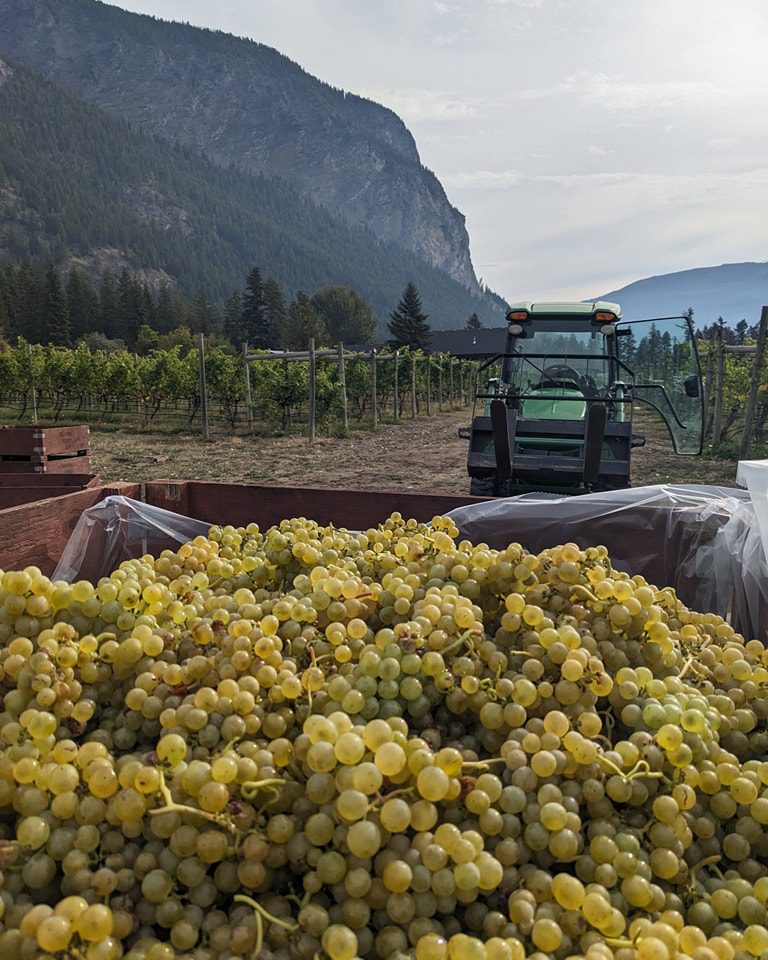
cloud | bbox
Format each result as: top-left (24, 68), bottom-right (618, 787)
top-left (497, 71), bottom-right (722, 111)
top-left (706, 136), bottom-right (741, 150)
top-left (558, 71), bottom-right (720, 111)
top-left (444, 168), bottom-right (768, 200)
top-left (359, 86), bottom-right (484, 122)
top-left (432, 30), bottom-right (468, 46)
top-left (486, 0), bottom-right (544, 7)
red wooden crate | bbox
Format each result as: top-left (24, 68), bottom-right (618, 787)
top-left (0, 425), bottom-right (91, 474)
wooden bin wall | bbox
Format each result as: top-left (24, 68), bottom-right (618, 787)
top-left (144, 480), bottom-right (489, 530)
top-left (0, 482), bottom-right (139, 574)
top-left (0, 474), bottom-right (101, 510)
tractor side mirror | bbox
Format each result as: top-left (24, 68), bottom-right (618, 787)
top-left (683, 375), bottom-right (700, 398)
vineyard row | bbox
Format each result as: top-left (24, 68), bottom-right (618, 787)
top-left (0, 338), bottom-right (480, 437)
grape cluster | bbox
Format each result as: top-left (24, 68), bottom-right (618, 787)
top-left (0, 514), bottom-right (768, 960)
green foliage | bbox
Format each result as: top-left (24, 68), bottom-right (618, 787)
top-left (466, 312), bottom-right (482, 330)
top-left (311, 286), bottom-right (377, 346)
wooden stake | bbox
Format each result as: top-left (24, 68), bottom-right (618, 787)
top-left (411, 354), bottom-right (417, 418)
top-left (28, 342), bottom-right (38, 424)
top-left (711, 334), bottom-right (724, 454)
top-left (337, 342), bottom-right (348, 436)
top-left (393, 350), bottom-right (399, 419)
top-left (308, 337), bottom-right (316, 441)
top-left (371, 349), bottom-right (378, 429)
top-left (739, 305), bottom-right (768, 459)
top-left (242, 342), bottom-right (254, 435)
top-left (426, 358), bottom-right (432, 416)
top-left (198, 333), bottom-right (209, 440)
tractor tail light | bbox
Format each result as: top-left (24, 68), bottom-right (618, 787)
top-left (594, 311), bottom-right (617, 323)
top-left (507, 310), bottom-right (529, 322)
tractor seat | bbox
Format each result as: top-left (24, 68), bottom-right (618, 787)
top-left (521, 381), bottom-right (587, 421)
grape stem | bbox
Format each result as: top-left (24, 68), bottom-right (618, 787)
top-left (461, 758), bottom-right (508, 770)
top-left (570, 584), bottom-right (600, 604)
top-left (234, 893), bottom-right (299, 933)
top-left (440, 628), bottom-right (482, 657)
top-left (148, 768), bottom-right (238, 833)
top-left (687, 852), bottom-right (724, 893)
top-left (597, 753), bottom-right (669, 784)
top-left (240, 777), bottom-right (286, 802)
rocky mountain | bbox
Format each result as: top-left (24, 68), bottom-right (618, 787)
top-left (596, 262), bottom-right (768, 326)
top-left (0, 57), bottom-right (505, 328)
top-left (0, 0), bottom-right (480, 291)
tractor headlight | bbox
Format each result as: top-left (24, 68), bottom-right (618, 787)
top-left (508, 323), bottom-right (524, 335)
top-left (601, 324), bottom-right (616, 335)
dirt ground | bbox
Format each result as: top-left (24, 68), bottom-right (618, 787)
top-left (91, 409), bottom-right (739, 493)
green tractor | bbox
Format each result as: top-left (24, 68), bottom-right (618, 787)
top-left (465, 301), bottom-right (704, 496)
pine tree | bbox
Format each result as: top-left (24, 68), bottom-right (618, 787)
top-left (41, 264), bottom-right (71, 346)
top-left (155, 285), bottom-right (187, 334)
top-left (735, 319), bottom-right (749, 345)
top-left (466, 312), bottom-right (482, 330)
top-left (388, 282), bottom-right (431, 351)
top-left (116, 269), bottom-right (146, 348)
top-left (188, 290), bottom-right (220, 335)
top-left (66, 267), bottom-right (99, 340)
top-left (282, 292), bottom-right (327, 350)
top-left (224, 292), bottom-right (244, 345)
top-left (241, 266), bottom-right (271, 348)
top-left (98, 272), bottom-right (120, 340)
top-left (263, 278), bottom-right (288, 348)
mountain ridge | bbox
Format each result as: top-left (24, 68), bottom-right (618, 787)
top-left (595, 261), bottom-right (768, 326)
top-left (0, 0), bottom-right (480, 290)
top-left (0, 55), bottom-right (506, 329)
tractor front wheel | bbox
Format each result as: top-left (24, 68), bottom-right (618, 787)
top-left (470, 476), bottom-right (496, 497)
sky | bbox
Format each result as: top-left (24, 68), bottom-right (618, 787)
top-left (112, 0), bottom-right (768, 303)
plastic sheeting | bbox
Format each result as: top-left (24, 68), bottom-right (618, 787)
top-left (446, 485), bottom-right (768, 642)
top-left (53, 496), bottom-right (211, 584)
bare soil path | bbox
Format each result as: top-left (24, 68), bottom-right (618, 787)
top-left (91, 411), bottom-right (739, 493)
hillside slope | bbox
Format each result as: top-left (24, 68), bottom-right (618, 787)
top-left (0, 58), bottom-right (505, 329)
top-left (0, 0), bottom-right (480, 290)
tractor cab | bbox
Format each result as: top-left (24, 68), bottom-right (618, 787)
top-left (465, 301), bottom-right (703, 496)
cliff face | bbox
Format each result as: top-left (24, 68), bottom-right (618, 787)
top-left (0, 0), bottom-right (480, 290)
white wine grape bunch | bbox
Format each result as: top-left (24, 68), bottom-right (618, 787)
top-left (0, 513), bottom-right (767, 960)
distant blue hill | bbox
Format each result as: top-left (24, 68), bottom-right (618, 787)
top-left (593, 262), bottom-right (768, 326)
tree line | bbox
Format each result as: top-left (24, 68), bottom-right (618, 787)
top-left (0, 261), bottom-right (487, 354)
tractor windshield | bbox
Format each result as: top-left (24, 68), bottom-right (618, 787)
top-left (502, 318), bottom-right (614, 394)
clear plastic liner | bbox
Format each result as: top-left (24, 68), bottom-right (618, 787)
top-left (53, 496), bottom-right (211, 584)
top-left (446, 485), bottom-right (768, 642)
top-left (52, 486), bottom-right (768, 642)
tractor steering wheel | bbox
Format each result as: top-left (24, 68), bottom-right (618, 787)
top-left (541, 364), bottom-right (582, 386)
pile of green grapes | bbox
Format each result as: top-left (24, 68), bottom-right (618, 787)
top-left (1, 513), bottom-right (768, 960)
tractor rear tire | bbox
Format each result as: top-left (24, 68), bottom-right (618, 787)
top-left (470, 476), bottom-right (496, 497)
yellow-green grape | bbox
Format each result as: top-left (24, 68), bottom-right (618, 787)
top-left (36, 916), bottom-right (73, 952)
top-left (321, 924), bottom-right (358, 960)
top-left (156, 733), bottom-right (187, 766)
